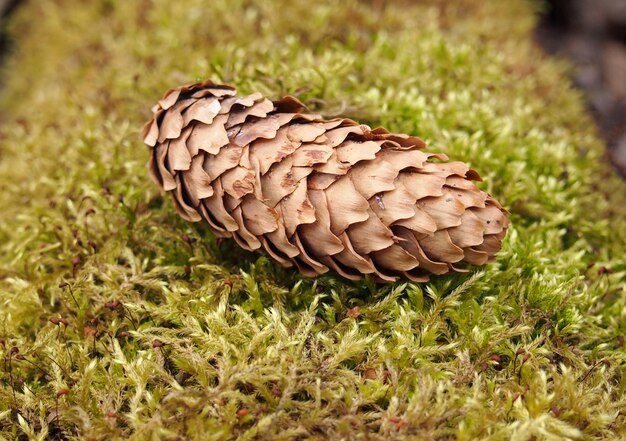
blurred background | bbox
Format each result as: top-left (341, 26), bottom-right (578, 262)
top-left (536, 0), bottom-right (626, 175)
top-left (2, 0), bottom-right (626, 173)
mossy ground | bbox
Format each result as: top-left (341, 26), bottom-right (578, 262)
top-left (0, 0), bottom-right (625, 440)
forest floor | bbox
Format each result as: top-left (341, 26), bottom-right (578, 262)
top-left (0, 1), bottom-right (625, 440)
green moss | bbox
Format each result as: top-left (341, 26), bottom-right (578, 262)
top-left (0, 0), bottom-right (625, 439)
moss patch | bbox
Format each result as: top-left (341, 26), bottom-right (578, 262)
top-left (0, 0), bottom-right (625, 439)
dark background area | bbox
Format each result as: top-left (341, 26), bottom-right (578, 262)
top-left (1, 0), bottom-right (625, 175)
top-left (0, 0), bottom-right (19, 65)
top-left (536, 0), bottom-right (626, 175)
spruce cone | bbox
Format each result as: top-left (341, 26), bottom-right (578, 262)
top-left (142, 80), bottom-right (509, 282)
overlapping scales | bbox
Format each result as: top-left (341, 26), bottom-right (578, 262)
top-left (143, 80), bottom-right (509, 282)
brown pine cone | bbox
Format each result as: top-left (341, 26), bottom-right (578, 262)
top-left (142, 80), bottom-right (509, 282)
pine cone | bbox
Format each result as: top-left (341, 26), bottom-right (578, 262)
top-left (142, 80), bottom-right (509, 282)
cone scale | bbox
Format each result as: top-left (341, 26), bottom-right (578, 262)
top-left (142, 80), bottom-right (509, 282)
